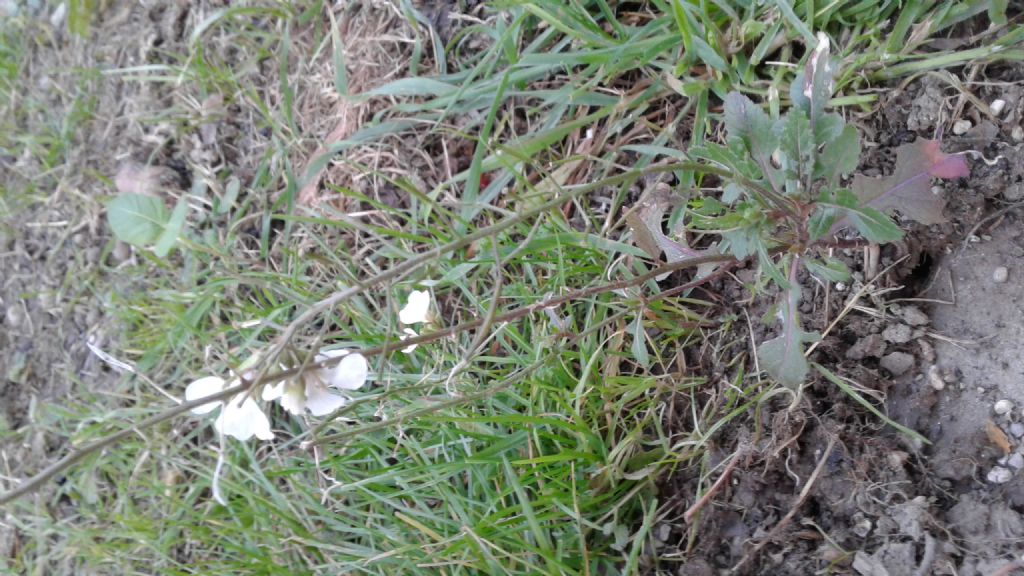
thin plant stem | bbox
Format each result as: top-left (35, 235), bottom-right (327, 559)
top-left (0, 250), bottom-right (733, 507)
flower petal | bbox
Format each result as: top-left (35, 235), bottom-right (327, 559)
top-left (326, 353), bottom-right (368, 390)
top-left (261, 381), bottom-right (285, 401)
top-left (185, 376), bottom-right (227, 415)
top-left (304, 382), bottom-right (348, 416)
top-left (399, 289), bottom-right (431, 325)
top-left (217, 395), bottom-right (274, 441)
top-left (279, 380), bottom-right (307, 415)
top-left (400, 328), bottom-right (418, 354)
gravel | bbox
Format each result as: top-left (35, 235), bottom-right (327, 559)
top-left (881, 352), bottom-right (915, 376)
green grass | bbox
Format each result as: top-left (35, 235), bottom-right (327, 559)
top-left (1, 0), bottom-right (1018, 574)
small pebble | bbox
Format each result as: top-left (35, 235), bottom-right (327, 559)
top-left (852, 513), bottom-right (872, 538)
top-left (1009, 453), bottom-right (1024, 470)
top-left (927, 365), bottom-right (945, 391)
top-left (995, 400), bottom-right (1015, 415)
top-left (918, 340), bottom-right (936, 364)
top-left (1013, 125), bottom-right (1024, 143)
top-left (656, 524), bottom-right (671, 542)
top-left (1004, 183), bottom-right (1024, 202)
top-left (899, 306), bottom-right (930, 327)
top-left (882, 324), bottom-right (913, 344)
top-left (990, 99), bottom-right (1007, 116)
top-left (1010, 423), bottom-right (1024, 438)
top-left (4, 305), bottom-right (24, 328)
top-left (880, 352), bottom-right (915, 376)
top-left (952, 119), bottom-right (973, 135)
top-left (110, 241), bottom-right (131, 264)
top-left (994, 266), bottom-right (1009, 284)
top-left (987, 466), bottom-right (1013, 484)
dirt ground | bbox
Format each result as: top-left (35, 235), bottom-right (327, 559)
top-left (4, 2), bottom-right (1024, 575)
top-left (653, 72), bottom-right (1024, 574)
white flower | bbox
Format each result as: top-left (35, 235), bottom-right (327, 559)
top-left (185, 376), bottom-right (274, 441)
top-left (399, 328), bottom-right (419, 353)
top-left (262, 351), bottom-right (368, 417)
top-left (399, 289), bottom-right (431, 325)
top-left (398, 290), bottom-right (431, 353)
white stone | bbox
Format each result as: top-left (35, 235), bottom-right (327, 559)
top-left (987, 466), bottom-right (1013, 484)
top-left (990, 99), bottom-right (1007, 116)
top-left (1013, 126), bottom-right (1024, 143)
top-left (1009, 453), bottom-right (1024, 470)
top-left (952, 119), bottom-right (972, 135)
top-left (927, 365), bottom-right (945, 391)
top-left (995, 400), bottom-right (1015, 415)
top-left (994, 266), bottom-right (1009, 283)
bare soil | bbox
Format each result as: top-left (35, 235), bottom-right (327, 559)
top-left (653, 69), bottom-right (1024, 575)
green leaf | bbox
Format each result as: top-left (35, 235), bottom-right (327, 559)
top-left (814, 113), bottom-right (845, 146)
top-left (816, 124), bottom-right (860, 182)
top-left (724, 92), bottom-right (779, 172)
top-left (153, 197), bottom-right (188, 258)
top-left (804, 256), bottom-right (850, 283)
top-left (989, 0), bottom-right (1008, 26)
top-left (790, 34), bottom-right (835, 123)
top-left (777, 110), bottom-right (814, 187)
top-left (756, 243), bottom-right (789, 290)
top-left (364, 77), bottom-right (457, 98)
top-left (833, 189), bottom-right (904, 243)
top-left (846, 206), bottom-right (904, 244)
top-left (757, 283), bottom-right (819, 388)
top-left (631, 313), bottom-right (650, 369)
top-left (219, 176), bottom-right (241, 215)
top-left (722, 182), bottom-right (744, 204)
top-left (107, 193), bottom-right (170, 247)
top-left (720, 219), bottom-right (762, 260)
top-left (807, 203), bottom-right (839, 241)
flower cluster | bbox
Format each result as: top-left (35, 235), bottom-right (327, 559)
top-left (184, 350), bottom-right (369, 440)
top-left (183, 289), bottom-right (431, 440)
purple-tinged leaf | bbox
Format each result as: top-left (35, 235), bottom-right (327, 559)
top-left (627, 185), bottom-right (700, 262)
top-left (626, 185), bottom-right (719, 278)
top-left (851, 139), bottom-right (969, 225)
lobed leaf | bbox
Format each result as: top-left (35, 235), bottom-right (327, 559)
top-left (851, 139), bottom-right (969, 226)
top-left (777, 110), bottom-right (814, 190)
top-left (804, 256), bottom-right (850, 283)
top-left (724, 92), bottom-right (779, 177)
top-left (823, 189), bottom-right (904, 243)
top-left (815, 124), bottom-right (860, 182)
top-left (626, 185), bottom-right (712, 266)
top-left (757, 280), bottom-right (819, 388)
